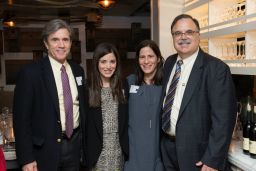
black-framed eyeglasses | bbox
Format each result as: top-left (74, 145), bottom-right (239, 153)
top-left (172, 30), bottom-right (199, 38)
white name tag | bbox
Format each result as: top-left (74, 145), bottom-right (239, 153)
top-left (76, 76), bottom-right (83, 86)
top-left (129, 85), bottom-right (139, 93)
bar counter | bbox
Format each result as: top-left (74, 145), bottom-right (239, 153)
top-left (229, 140), bottom-right (256, 171)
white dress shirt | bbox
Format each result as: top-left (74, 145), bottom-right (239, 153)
top-left (49, 57), bottom-right (79, 131)
top-left (164, 48), bottom-right (199, 136)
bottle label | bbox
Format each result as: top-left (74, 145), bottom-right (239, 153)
top-left (247, 104), bottom-right (251, 111)
top-left (243, 138), bottom-right (249, 150)
top-left (250, 140), bottom-right (256, 154)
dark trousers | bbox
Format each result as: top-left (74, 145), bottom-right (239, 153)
top-left (161, 134), bottom-right (232, 171)
top-left (58, 128), bottom-right (81, 171)
top-left (160, 134), bottom-right (180, 171)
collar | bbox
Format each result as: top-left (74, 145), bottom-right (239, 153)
top-left (48, 56), bottom-right (68, 71)
top-left (177, 48), bottom-right (199, 66)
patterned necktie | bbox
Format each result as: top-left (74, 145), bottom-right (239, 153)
top-left (162, 60), bottom-right (183, 132)
top-left (61, 65), bottom-right (73, 138)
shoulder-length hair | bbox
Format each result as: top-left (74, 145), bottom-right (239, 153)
top-left (135, 40), bottom-right (164, 85)
top-left (88, 42), bottom-right (126, 107)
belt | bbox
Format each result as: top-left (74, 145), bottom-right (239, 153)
top-left (164, 133), bottom-right (176, 142)
top-left (62, 126), bottom-right (80, 139)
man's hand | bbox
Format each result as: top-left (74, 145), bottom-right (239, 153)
top-left (22, 161), bottom-right (38, 171)
top-left (196, 161), bottom-right (218, 171)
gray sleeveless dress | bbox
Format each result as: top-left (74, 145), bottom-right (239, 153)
top-left (124, 75), bottom-right (164, 171)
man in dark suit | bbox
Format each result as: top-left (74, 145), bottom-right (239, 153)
top-left (13, 19), bottom-right (85, 171)
top-left (160, 14), bottom-right (237, 171)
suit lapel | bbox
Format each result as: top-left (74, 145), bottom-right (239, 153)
top-left (93, 107), bottom-right (103, 139)
top-left (178, 50), bottom-right (204, 120)
top-left (41, 57), bottom-right (60, 119)
top-left (85, 87), bottom-right (103, 139)
top-left (118, 103), bottom-right (126, 135)
top-left (69, 61), bottom-right (86, 129)
top-left (68, 61), bottom-right (84, 106)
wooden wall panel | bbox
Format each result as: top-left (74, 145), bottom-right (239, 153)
top-left (0, 30), bottom-right (3, 54)
top-left (18, 28), bottom-right (44, 52)
top-left (71, 40), bottom-right (81, 64)
top-left (86, 28), bottom-right (150, 56)
top-left (5, 60), bottom-right (33, 85)
top-left (4, 28), bottom-right (44, 52)
top-left (3, 28), bottom-right (80, 53)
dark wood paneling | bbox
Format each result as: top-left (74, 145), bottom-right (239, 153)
top-left (4, 28), bottom-right (20, 52)
top-left (4, 28), bottom-right (43, 52)
top-left (3, 28), bottom-right (79, 53)
top-left (0, 30), bottom-right (3, 54)
top-left (5, 60), bottom-right (33, 85)
top-left (33, 50), bottom-right (44, 61)
top-left (71, 40), bottom-right (81, 64)
top-left (86, 28), bottom-right (150, 55)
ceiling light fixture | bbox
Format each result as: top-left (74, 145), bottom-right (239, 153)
top-left (96, 0), bottom-right (116, 10)
top-left (4, 21), bottom-right (16, 27)
top-left (8, 0), bottom-right (14, 5)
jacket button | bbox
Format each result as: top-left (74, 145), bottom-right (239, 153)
top-left (57, 120), bottom-right (61, 124)
top-left (57, 139), bottom-right (61, 143)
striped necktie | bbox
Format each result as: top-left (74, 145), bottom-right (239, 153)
top-left (162, 60), bottom-right (183, 132)
top-left (61, 65), bottom-right (73, 138)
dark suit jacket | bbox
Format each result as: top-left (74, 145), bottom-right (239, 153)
top-left (161, 49), bottom-right (237, 171)
top-left (84, 85), bottom-right (129, 168)
top-left (13, 57), bottom-right (86, 171)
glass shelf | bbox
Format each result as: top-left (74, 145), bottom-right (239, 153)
top-left (185, 0), bottom-right (256, 75)
top-left (223, 59), bottom-right (256, 75)
top-left (201, 14), bottom-right (256, 38)
top-left (183, 0), bottom-right (209, 12)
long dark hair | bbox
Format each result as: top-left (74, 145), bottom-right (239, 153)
top-left (135, 40), bottom-right (164, 85)
top-left (88, 42), bottom-right (126, 107)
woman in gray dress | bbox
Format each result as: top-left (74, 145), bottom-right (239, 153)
top-left (84, 43), bottom-right (129, 171)
top-left (124, 40), bottom-right (165, 171)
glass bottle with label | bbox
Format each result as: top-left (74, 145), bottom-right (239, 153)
top-left (243, 98), bottom-right (252, 154)
top-left (249, 105), bottom-right (256, 158)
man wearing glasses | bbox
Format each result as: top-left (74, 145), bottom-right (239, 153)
top-left (160, 14), bottom-right (237, 171)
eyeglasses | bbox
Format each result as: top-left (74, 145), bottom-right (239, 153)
top-left (172, 30), bottom-right (199, 38)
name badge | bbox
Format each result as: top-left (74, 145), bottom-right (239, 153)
top-left (76, 76), bottom-right (83, 86)
top-left (129, 85), bottom-right (139, 93)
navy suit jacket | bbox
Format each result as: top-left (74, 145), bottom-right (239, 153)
top-left (161, 49), bottom-right (237, 170)
top-left (13, 57), bottom-right (86, 171)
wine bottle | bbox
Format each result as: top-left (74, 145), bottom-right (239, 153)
top-left (250, 105), bottom-right (256, 158)
top-left (243, 98), bottom-right (252, 154)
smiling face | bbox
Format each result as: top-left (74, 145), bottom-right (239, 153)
top-left (172, 18), bottom-right (200, 59)
top-left (98, 52), bottom-right (117, 83)
top-left (44, 28), bottom-right (72, 64)
top-left (138, 46), bottom-right (159, 79)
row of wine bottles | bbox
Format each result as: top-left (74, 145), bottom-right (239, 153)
top-left (243, 96), bottom-right (256, 159)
